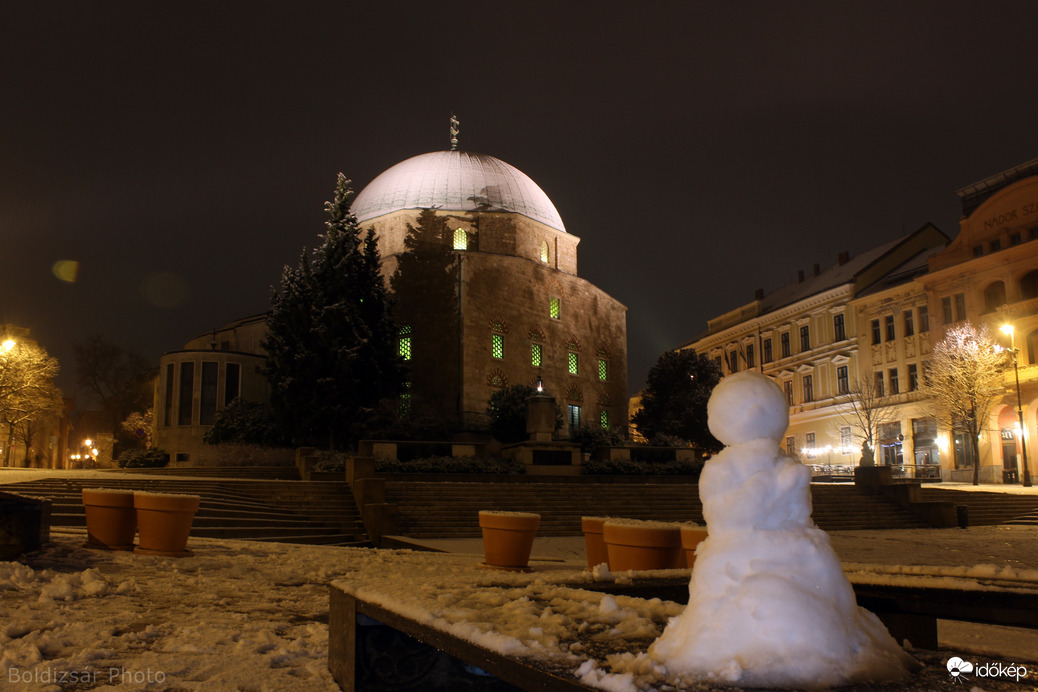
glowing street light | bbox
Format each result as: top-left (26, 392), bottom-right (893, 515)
top-left (1, 339), bottom-right (14, 352)
top-left (1000, 323), bottom-right (1032, 487)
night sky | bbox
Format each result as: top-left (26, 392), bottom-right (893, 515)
top-left (4, 2), bottom-right (1038, 398)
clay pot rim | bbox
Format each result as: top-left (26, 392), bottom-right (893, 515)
top-left (82, 488), bottom-right (136, 506)
top-left (134, 492), bottom-right (201, 512)
top-left (581, 516), bottom-right (610, 532)
top-left (602, 522), bottom-right (682, 548)
top-left (478, 511), bottom-right (540, 530)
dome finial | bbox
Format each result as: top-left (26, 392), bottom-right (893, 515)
top-left (449, 113), bottom-right (460, 151)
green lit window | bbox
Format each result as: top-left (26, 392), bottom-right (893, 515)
top-left (531, 342), bottom-right (542, 367)
top-left (549, 296), bottom-right (561, 320)
top-left (540, 241), bottom-right (549, 263)
top-left (398, 325), bottom-right (412, 360)
top-left (568, 351), bottom-right (578, 374)
top-left (600, 410), bottom-right (609, 430)
top-left (492, 333), bottom-right (504, 359)
top-left (453, 228), bottom-right (468, 250)
top-left (597, 358), bottom-right (608, 381)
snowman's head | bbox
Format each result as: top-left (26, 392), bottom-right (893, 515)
top-left (707, 371), bottom-right (789, 446)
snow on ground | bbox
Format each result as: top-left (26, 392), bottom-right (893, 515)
top-left (3, 468), bottom-right (1038, 690)
top-left (2, 526), bottom-right (1037, 691)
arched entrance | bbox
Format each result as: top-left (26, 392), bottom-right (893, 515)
top-left (997, 405), bottom-right (1022, 483)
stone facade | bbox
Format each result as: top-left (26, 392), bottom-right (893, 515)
top-left (671, 156), bottom-right (1038, 484)
top-left (365, 206), bottom-right (627, 435)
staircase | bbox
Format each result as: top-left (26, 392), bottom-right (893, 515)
top-left (383, 481), bottom-right (930, 538)
top-left (1, 477), bottom-right (368, 547)
top-left (919, 487), bottom-right (1038, 526)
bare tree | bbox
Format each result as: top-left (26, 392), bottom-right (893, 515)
top-left (0, 340), bottom-right (62, 466)
top-left (925, 322), bottom-right (1006, 485)
top-left (74, 335), bottom-right (156, 450)
top-left (833, 375), bottom-right (900, 466)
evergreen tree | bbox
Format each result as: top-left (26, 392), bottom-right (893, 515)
top-left (263, 174), bottom-right (405, 449)
top-left (631, 349), bottom-right (723, 452)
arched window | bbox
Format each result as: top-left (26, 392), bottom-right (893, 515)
top-left (453, 228), bottom-right (468, 251)
top-left (983, 281), bottom-right (1006, 312)
top-left (540, 241), bottom-right (549, 263)
top-left (1021, 270), bottom-right (1038, 300)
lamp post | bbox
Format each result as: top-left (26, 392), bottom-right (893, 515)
top-left (1000, 324), bottom-right (1032, 487)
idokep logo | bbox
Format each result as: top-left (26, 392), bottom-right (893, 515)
top-left (946, 656), bottom-right (1029, 683)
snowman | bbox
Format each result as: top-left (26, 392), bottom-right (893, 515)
top-left (650, 371), bottom-right (915, 688)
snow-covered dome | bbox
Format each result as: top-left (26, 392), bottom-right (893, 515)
top-left (351, 150), bottom-right (566, 233)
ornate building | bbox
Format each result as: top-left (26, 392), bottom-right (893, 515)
top-left (670, 156), bottom-right (1038, 484)
top-left (351, 145), bottom-right (628, 433)
top-left (154, 133), bottom-right (628, 460)
top-left (678, 226), bottom-right (948, 474)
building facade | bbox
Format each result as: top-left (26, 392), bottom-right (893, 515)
top-left (352, 149), bottom-right (629, 435)
top-left (153, 314), bottom-right (270, 462)
top-left (673, 157), bottom-right (1038, 484)
top-left (679, 226), bottom-right (948, 475)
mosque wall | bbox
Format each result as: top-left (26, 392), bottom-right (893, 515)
top-left (457, 252), bottom-right (628, 434)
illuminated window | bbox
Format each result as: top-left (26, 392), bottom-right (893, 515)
top-left (837, 365), bottom-right (849, 394)
top-left (398, 325), bottom-right (412, 360)
top-left (568, 352), bottom-right (579, 374)
top-left (600, 409), bottom-right (609, 430)
top-left (841, 426), bottom-right (852, 447)
top-left (540, 241), bottom-right (549, 263)
top-left (531, 342), bottom-right (542, 367)
top-left (453, 228), bottom-right (468, 250)
top-left (783, 380), bottom-right (793, 405)
top-left (550, 296), bottom-right (561, 320)
top-left (492, 333), bottom-right (504, 359)
top-left (597, 358), bottom-right (608, 381)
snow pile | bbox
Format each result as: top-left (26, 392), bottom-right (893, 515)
top-left (649, 371), bottom-right (916, 688)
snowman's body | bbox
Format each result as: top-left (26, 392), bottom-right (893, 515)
top-left (650, 372), bottom-right (914, 688)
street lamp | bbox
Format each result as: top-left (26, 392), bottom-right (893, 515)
top-left (1000, 324), bottom-right (1032, 487)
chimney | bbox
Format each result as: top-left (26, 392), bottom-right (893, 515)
top-left (754, 288), bottom-right (764, 300)
top-left (813, 263), bottom-right (820, 276)
top-left (838, 251), bottom-right (850, 266)
top-left (797, 269), bottom-right (805, 283)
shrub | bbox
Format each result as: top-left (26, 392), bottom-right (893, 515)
top-left (570, 423), bottom-right (627, 455)
top-left (486, 385), bottom-right (561, 444)
top-left (203, 398), bottom-right (284, 447)
top-left (117, 448), bottom-right (170, 469)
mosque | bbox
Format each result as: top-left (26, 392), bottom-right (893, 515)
top-left (153, 126), bottom-right (629, 461)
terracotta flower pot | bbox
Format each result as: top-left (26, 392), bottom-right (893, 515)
top-left (680, 525), bottom-right (709, 569)
top-left (479, 511), bottom-right (540, 570)
top-left (581, 516), bottom-right (611, 569)
top-left (82, 489), bottom-right (137, 550)
top-left (602, 519), bottom-right (684, 571)
top-left (134, 492), bottom-right (201, 557)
